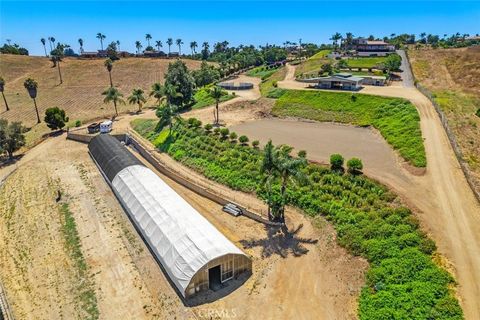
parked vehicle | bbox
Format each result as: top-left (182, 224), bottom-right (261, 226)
top-left (100, 120), bottom-right (112, 133)
top-left (87, 122), bottom-right (100, 134)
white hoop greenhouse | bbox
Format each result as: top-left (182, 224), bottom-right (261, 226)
top-left (88, 134), bottom-right (251, 298)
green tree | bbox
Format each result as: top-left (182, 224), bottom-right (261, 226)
top-left (176, 38), bottom-right (183, 55)
top-left (321, 63), bottom-right (334, 75)
top-left (191, 61), bottom-right (221, 87)
top-left (239, 135), bottom-right (249, 146)
top-left (229, 132), bottom-right (237, 142)
top-left (155, 40), bottom-right (162, 52)
top-left (41, 38), bottom-right (48, 56)
top-left (145, 34), bottom-right (152, 47)
top-left (128, 88), bottom-right (147, 112)
top-left (0, 77), bottom-right (9, 111)
top-left (219, 128), bottom-right (229, 140)
top-left (102, 86), bottom-right (125, 116)
top-left (0, 120), bottom-right (26, 159)
top-left (44, 107), bottom-right (69, 130)
top-left (106, 41), bottom-right (119, 60)
top-left (149, 82), bottom-right (165, 106)
top-left (190, 41), bottom-right (198, 55)
top-left (330, 32), bottom-right (342, 51)
top-left (104, 58), bottom-right (114, 87)
top-left (347, 157), bottom-right (363, 174)
top-left (209, 86), bottom-right (227, 125)
top-left (156, 103), bottom-right (180, 135)
top-left (51, 43), bottom-right (67, 84)
top-left (201, 41), bottom-right (209, 60)
top-left (96, 33), bottom-right (106, 50)
top-left (166, 38), bottom-right (173, 55)
top-left (23, 78), bottom-right (41, 123)
top-left (330, 153), bottom-right (344, 170)
top-left (135, 41), bottom-right (142, 54)
top-left (383, 54), bottom-right (402, 74)
top-left (78, 38), bottom-right (84, 53)
top-left (164, 60), bottom-right (195, 107)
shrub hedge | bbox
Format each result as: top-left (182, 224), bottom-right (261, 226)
top-left (133, 119), bottom-right (462, 320)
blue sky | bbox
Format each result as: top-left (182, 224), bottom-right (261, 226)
top-left (1, 1), bottom-right (479, 56)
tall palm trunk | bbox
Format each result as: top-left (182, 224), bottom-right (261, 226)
top-left (43, 45), bottom-right (48, 57)
top-left (2, 92), bottom-right (9, 111)
top-left (108, 71), bottom-right (113, 87)
top-left (57, 59), bottom-right (63, 84)
top-left (100, 39), bottom-right (104, 51)
top-left (33, 98), bottom-right (40, 123)
top-left (215, 100), bottom-right (219, 124)
top-left (113, 100), bottom-right (118, 116)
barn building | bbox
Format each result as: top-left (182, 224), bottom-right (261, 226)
top-left (88, 134), bottom-right (251, 299)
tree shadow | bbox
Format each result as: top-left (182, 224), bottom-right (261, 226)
top-left (240, 223), bottom-right (318, 258)
top-left (0, 154), bottom-right (24, 168)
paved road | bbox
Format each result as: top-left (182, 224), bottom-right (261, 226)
top-left (397, 49), bottom-right (415, 88)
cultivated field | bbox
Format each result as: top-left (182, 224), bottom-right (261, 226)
top-left (408, 47), bottom-right (480, 193)
top-left (0, 55), bottom-right (203, 144)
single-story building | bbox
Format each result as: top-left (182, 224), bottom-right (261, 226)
top-left (88, 134), bottom-right (252, 299)
top-left (299, 73), bottom-right (386, 90)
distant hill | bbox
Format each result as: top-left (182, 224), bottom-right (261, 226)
top-left (0, 55), bottom-right (203, 127)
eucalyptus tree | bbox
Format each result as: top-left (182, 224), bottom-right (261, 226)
top-left (40, 38), bottom-right (48, 56)
top-left (101, 86), bottom-right (124, 116)
top-left (104, 58), bottom-right (114, 87)
top-left (96, 33), bottom-right (106, 50)
top-left (190, 41), bottom-right (198, 55)
top-left (23, 78), bottom-right (41, 123)
top-left (78, 38), bottom-right (84, 53)
top-left (128, 88), bottom-right (147, 112)
top-left (135, 41), bottom-right (142, 54)
top-left (0, 77), bottom-right (9, 111)
top-left (155, 40), bottom-right (163, 52)
top-left (209, 86), bottom-right (227, 125)
top-left (145, 34), bottom-right (152, 47)
top-left (176, 38), bottom-right (183, 55)
top-left (166, 38), bottom-right (173, 55)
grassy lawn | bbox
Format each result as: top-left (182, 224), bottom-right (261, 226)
top-left (246, 66), bottom-right (279, 79)
top-left (294, 49), bottom-right (332, 76)
top-left (192, 85), bottom-right (235, 109)
top-left (272, 90), bottom-right (426, 167)
top-left (346, 56), bottom-right (387, 69)
top-left (132, 119), bottom-right (461, 319)
top-left (259, 67), bottom-right (287, 96)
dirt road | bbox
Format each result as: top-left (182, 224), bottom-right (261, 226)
top-left (269, 63), bottom-right (480, 319)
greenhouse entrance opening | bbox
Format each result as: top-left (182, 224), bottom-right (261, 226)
top-left (209, 265), bottom-right (222, 291)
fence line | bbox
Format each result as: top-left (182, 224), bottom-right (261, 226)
top-left (406, 53), bottom-right (480, 203)
top-left (125, 130), bottom-right (282, 226)
top-left (0, 281), bottom-right (14, 320)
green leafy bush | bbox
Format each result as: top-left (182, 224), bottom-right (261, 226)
top-left (330, 153), bottom-right (344, 170)
top-left (347, 158), bottom-right (363, 174)
top-left (239, 135), bottom-right (249, 145)
top-left (476, 108), bottom-right (480, 118)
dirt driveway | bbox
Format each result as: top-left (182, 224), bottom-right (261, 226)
top-left (268, 63), bottom-right (480, 319)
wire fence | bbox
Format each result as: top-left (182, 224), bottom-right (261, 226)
top-left (415, 83), bottom-right (480, 204)
top-left (0, 281), bottom-right (14, 320)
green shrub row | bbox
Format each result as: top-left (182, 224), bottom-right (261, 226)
top-left (273, 90), bottom-right (427, 167)
top-left (132, 119), bottom-right (462, 319)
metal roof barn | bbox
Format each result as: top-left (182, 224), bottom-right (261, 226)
top-left (88, 134), bottom-right (251, 298)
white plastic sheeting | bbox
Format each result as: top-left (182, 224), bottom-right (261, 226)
top-left (111, 165), bottom-right (246, 297)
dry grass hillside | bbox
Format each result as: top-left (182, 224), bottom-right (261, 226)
top-left (408, 46), bottom-right (480, 191)
top-left (0, 55), bottom-right (202, 143)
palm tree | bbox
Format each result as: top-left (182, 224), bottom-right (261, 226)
top-left (102, 86), bottom-right (124, 116)
top-left (48, 37), bottom-right (55, 52)
top-left (135, 41), bottom-right (142, 54)
top-left (104, 58), bottom-right (114, 87)
top-left (260, 140), bottom-right (275, 219)
top-left (40, 38), bottom-right (48, 56)
top-left (128, 88), bottom-right (147, 112)
top-left (155, 40), bottom-right (163, 52)
top-left (149, 82), bottom-right (165, 105)
top-left (209, 86), bottom-right (227, 125)
top-left (330, 33), bottom-right (342, 51)
top-left (116, 40), bottom-right (121, 51)
top-left (0, 77), bottom-right (9, 111)
top-left (52, 43), bottom-right (65, 85)
top-left (261, 143), bottom-right (306, 222)
top-left (176, 38), bottom-right (183, 55)
top-left (96, 33), bottom-right (106, 50)
top-left (145, 34), bottom-right (152, 47)
top-left (23, 78), bottom-right (41, 123)
top-left (155, 85), bottom-right (182, 135)
top-left (166, 38), bottom-right (173, 55)
top-left (190, 41), bottom-right (197, 55)
top-left (78, 38), bottom-right (84, 53)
